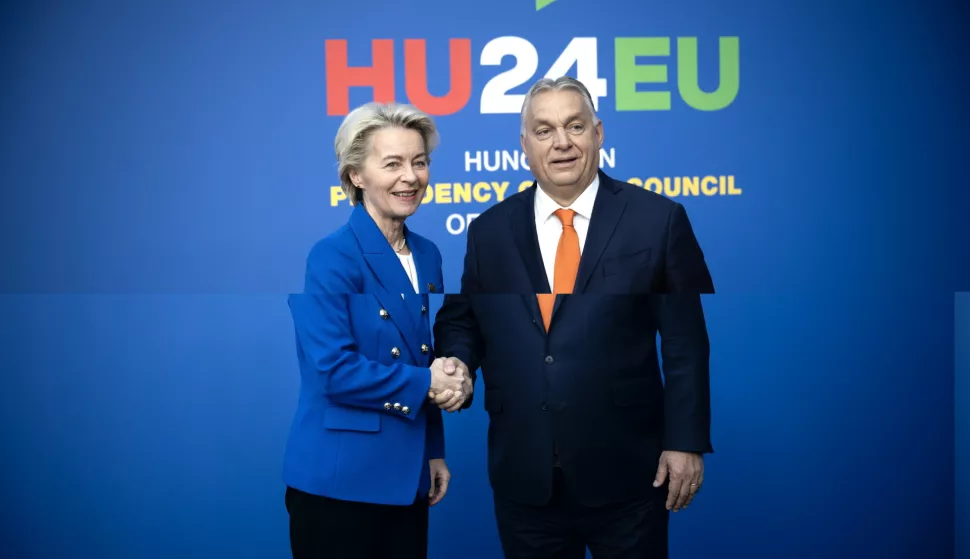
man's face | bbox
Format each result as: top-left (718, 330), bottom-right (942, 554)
top-left (520, 89), bottom-right (603, 198)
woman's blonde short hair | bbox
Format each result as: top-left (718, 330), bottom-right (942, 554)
top-left (334, 102), bottom-right (440, 205)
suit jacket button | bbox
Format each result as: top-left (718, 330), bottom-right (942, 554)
top-left (420, 344), bottom-right (429, 354)
top-left (393, 403), bottom-right (402, 411)
top-left (421, 305), bottom-right (427, 313)
top-left (379, 309), bottom-right (389, 319)
top-left (384, 402), bottom-right (392, 410)
top-left (391, 347), bottom-right (401, 358)
top-left (401, 406), bottom-right (411, 414)
top-left (544, 355), bottom-right (554, 364)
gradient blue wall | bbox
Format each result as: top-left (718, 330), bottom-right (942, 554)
top-left (1, 0), bottom-right (967, 557)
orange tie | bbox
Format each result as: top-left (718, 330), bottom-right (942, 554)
top-left (538, 209), bottom-right (580, 331)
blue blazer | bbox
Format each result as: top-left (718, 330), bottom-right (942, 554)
top-left (283, 204), bottom-right (445, 506)
top-left (434, 169), bottom-right (714, 507)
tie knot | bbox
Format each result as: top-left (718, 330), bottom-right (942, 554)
top-left (554, 208), bottom-right (576, 227)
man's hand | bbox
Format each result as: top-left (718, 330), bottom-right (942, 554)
top-left (653, 450), bottom-right (704, 512)
top-left (427, 357), bottom-right (471, 412)
top-left (445, 357), bottom-right (473, 400)
top-left (428, 458), bottom-right (451, 506)
top-left (428, 357), bottom-right (468, 412)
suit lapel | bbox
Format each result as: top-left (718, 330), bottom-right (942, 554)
top-left (410, 235), bottom-right (439, 296)
top-left (350, 205), bottom-right (419, 361)
top-left (409, 235), bottom-right (436, 357)
top-left (508, 187), bottom-right (547, 328)
top-left (572, 174), bottom-right (626, 294)
top-left (548, 173), bottom-right (627, 324)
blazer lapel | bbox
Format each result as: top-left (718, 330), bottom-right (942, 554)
top-left (409, 235), bottom-right (436, 350)
top-left (548, 173), bottom-right (627, 324)
top-left (410, 234), bottom-right (439, 296)
top-left (572, 174), bottom-right (627, 294)
top-left (350, 205), bottom-right (420, 361)
top-left (508, 187), bottom-right (548, 328)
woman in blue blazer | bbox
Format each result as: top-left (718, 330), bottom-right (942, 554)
top-left (283, 103), bottom-right (469, 559)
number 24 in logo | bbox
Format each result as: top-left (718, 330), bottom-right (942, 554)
top-left (480, 36), bottom-right (740, 114)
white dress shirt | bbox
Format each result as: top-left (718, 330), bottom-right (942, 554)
top-left (533, 175), bottom-right (599, 291)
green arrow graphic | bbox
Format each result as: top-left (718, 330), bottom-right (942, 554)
top-left (536, 0), bottom-right (557, 10)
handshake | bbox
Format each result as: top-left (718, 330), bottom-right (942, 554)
top-left (427, 357), bottom-right (472, 413)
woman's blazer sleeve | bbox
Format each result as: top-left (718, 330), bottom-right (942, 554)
top-left (287, 241), bottom-right (432, 417)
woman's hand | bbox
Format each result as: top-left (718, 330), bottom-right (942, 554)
top-left (428, 458), bottom-right (451, 506)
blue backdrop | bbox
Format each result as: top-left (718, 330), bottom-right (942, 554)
top-left (1, 0), bottom-right (967, 557)
top-left (957, 293), bottom-right (968, 559)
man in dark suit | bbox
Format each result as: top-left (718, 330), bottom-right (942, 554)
top-left (432, 76), bottom-right (715, 558)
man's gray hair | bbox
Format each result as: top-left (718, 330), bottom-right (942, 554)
top-left (520, 76), bottom-right (600, 134)
top-left (334, 102), bottom-right (440, 205)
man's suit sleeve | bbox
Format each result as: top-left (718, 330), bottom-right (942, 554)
top-left (654, 294), bottom-right (713, 453)
top-left (433, 220), bottom-right (485, 410)
top-left (289, 242), bottom-right (432, 417)
top-left (664, 202), bottom-right (714, 293)
top-left (657, 202), bottom-right (714, 453)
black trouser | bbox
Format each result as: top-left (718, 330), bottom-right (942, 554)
top-left (493, 468), bottom-right (670, 559)
top-left (285, 486), bottom-right (429, 559)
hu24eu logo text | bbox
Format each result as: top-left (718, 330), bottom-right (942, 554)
top-left (324, 36), bottom-right (740, 116)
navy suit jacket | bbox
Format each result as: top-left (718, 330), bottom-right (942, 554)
top-left (434, 170), bottom-right (714, 507)
top-left (283, 204), bottom-right (445, 506)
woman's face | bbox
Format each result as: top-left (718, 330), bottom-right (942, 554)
top-left (351, 126), bottom-right (429, 222)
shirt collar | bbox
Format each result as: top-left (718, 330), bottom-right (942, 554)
top-left (534, 174), bottom-right (600, 223)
